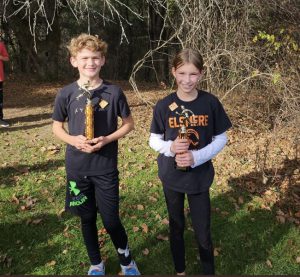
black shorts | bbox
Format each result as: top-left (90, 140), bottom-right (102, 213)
top-left (65, 170), bottom-right (119, 217)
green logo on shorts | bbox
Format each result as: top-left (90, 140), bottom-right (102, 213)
top-left (69, 180), bottom-right (88, 207)
top-left (69, 181), bottom-right (80, 196)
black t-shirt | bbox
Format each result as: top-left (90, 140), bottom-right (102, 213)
top-left (150, 90), bottom-right (232, 193)
top-left (52, 81), bottom-right (131, 175)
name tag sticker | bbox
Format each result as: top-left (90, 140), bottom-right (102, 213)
top-left (169, 102), bottom-right (178, 111)
top-left (99, 100), bottom-right (109, 109)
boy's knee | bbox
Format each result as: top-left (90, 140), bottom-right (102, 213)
top-left (80, 212), bottom-right (97, 225)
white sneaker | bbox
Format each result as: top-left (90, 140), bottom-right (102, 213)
top-left (120, 260), bottom-right (140, 275)
top-left (0, 119), bottom-right (9, 127)
top-left (88, 261), bottom-right (105, 275)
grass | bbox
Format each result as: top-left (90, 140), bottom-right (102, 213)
top-left (0, 81), bottom-right (299, 275)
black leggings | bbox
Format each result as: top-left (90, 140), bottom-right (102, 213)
top-left (0, 82), bottom-right (3, 119)
top-left (66, 173), bottom-right (131, 266)
top-left (163, 186), bottom-right (215, 275)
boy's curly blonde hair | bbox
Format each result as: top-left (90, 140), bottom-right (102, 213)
top-left (67, 33), bottom-right (108, 57)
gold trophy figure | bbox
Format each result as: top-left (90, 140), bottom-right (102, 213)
top-left (175, 106), bottom-right (194, 171)
top-left (76, 81), bottom-right (94, 140)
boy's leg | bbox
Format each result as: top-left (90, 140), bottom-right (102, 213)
top-left (163, 186), bottom-right (186, 274)
top-left (91, 171), bottom-right (132, 266)
top-left (66, 173), bottom-right (102, 266)
top-left (187, 191), bottom-right (214, 275)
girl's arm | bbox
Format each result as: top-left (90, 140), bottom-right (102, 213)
top-left (190, 132), bottom-right (228, 167)
top-left (149, 133), bottom-right (175, 157)
top-left (149, 131), bottom-right (228, 167)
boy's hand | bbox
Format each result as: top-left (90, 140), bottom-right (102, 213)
top-left (72, 135), bottom-right (90, 150)
top-left (170, 137), bottom-right (190, 154)
top-left (87, 136), bottom-right (110, 152)
top-left (175, 151), bottom-right (194, 167)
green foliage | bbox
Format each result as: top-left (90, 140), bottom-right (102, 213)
top-left (253, 30), bottom-right (299, 55)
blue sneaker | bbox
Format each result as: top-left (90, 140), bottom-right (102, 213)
top-left (88, 262), bottom-right (105, 275)
top-left (120, 260), bottom-right (140, 275)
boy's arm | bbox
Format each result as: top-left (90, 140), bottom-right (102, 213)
top-left (89, 114), bottom-right (134, 152)
top-left (52, 120), bottom-right (93, 152)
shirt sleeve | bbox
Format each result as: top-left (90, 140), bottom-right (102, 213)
top-left (117, 89), bottom-right (131, 118)
top-left (52, 90), bottom-right (68, 122)
top-left (191, 132), bottom-right (228, 168)
top-left (212, 98), bottom-right (232, 135)
top-left (150, 101), bottom-right (165, 134)
top-left (149, 133), bottom-right (175, 157)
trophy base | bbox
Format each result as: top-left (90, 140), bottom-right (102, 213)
top-left (175, 162), bottom-right (191, 172)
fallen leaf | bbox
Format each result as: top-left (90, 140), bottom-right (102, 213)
top-left (32, 218), bottom-right (43, 225)
top-left (266, 259), bottom-right (272, 268)
top-left (156, 234), bottom-right (169, 241)
top-left (98, 228), bottom-right (107, 235)
top-left (142, 248), bottom-right (149, 255)
top-left (155, 214), bottom-right (162, 220)
top-left (294, 211), bottom-right (300, 218)
top-left (148, 196), bottom-right (158, 202)
top-left (276, 215), bottom-right (285, 224)
top-left (137, 204), bottom-right (144, 210)
top-left (57, 208), bottom-right (65, 218)
top-left (11, 194), bottom-right (20, 204)
top-left (214, 247), bottom-right (221, 256)
top-left (161, 218), bottom-right (169, 225)
top-left (141, 223), bottom-right (148, 233)
top-left (296, 256), bottom-right (300, 263)
top-left (238, 196), bottom-right (244, 204)
top-left (133, 226), bottom-right (140, 232)
top-left (46, 260), bottom-right (56, 267)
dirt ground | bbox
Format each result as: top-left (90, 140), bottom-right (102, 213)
top-left (2, 77), bottom-right (300, 224)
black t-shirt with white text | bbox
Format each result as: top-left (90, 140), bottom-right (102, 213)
top-left (150, 90), bottom-right (232, 193)
top-left (52, 81), bottom-right (131, 175)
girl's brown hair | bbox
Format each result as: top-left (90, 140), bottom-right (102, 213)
top-left (67, 33), bottom-right (108, 57)
top-left (172, 48), bottom-right (204, 71)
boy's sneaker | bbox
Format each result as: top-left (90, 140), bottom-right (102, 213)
top-left (88, 262), bottom-right (105, 275)
top-left (0, 119), bottom-right (9, 127)
top-left (120, 260), bottom-right (140, 275)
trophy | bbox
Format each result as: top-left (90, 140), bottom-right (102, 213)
top-left (175, 105), bottom-right (194, 171)
top-left (76, 81), bottom-right (94, 140)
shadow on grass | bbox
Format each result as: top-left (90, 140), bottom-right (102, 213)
top-left (114, 157), bottom-right (299, 275)
top-left (0, 121), bottom-right (51, 133)
top-left (207, 156), bottom-right (299, 274)
top-left (0, 159), bottom-right (65, 187)
top-left (8, 113), bottom-right (53, 124)
top-left (0, 213), bottom-right (68, 274)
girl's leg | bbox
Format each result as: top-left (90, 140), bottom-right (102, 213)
top-left (92, 172), bottom-right (132, 266)
top-left (163, 186), bottom-right (186, 274)
top-left (187, 191), bottom-right (215, 275)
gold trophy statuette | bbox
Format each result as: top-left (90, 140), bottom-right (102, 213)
top-left (176, 125), bottom-right (190, 171)
top-left (175, 106), bottom-right (194, 171)
top-left (77, 81), bottom-right (94, 140)
top-left (85, 98), bottom-right (94, 140)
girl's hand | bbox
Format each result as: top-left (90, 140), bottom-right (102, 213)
top-left (175, 151), bottom-right (194, 167)
top-left (170, 137), bottom-right (190, 154)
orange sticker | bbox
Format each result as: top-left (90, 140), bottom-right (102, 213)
top-left (169, 102), bottom-right (178, 111)
top-left (99, 100), bottom-right (109, 109)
